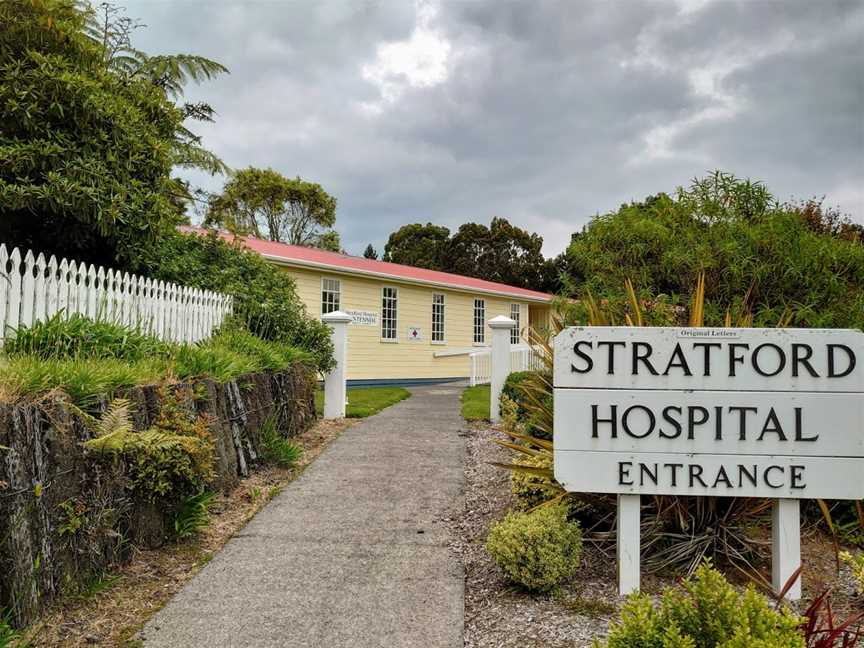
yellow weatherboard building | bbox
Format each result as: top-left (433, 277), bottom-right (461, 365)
top-left (209, 230), bottom-right (554, 384)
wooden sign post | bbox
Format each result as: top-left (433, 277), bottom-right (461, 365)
top-left (553, 327), bottom-right (864, 599)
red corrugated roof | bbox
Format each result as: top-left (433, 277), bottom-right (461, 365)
top-left (180, 227), bottom-right (555, 302)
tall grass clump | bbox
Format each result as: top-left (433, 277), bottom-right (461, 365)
top-left (0, 315), bottom-right (314, 406)
top-left (5, 312), bottom-right (173, 361)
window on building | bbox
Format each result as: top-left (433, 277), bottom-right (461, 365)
top-left (321, 278), bottom-right (341, 314)
top-left (432, 293), bottom-right (445, 342)
top-left (510, 303), bottom-right (521, 344)
top-left (381, 287), bottom-right (398, 340)
top-left (473, 298), bottom-right (485, 344)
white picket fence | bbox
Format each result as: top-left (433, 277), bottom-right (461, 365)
top-left (0, 244), bottom-right (233, 345)
top-left (469, 344), bottom-right (544, 386)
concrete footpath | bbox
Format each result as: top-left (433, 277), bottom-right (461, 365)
top-left (140, 385), bottom-right (466, 648)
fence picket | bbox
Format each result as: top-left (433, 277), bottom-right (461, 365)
top-left (0, 245), bottom-right (231, 345)
top-left (57, 258), bottom-right (69, 318)
top-left (20, 250), bottom-right (36, 328)
top-left (0, 245), bottom-right (8, 342)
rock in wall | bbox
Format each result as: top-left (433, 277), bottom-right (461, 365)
top-left (0, 364), bottom-right (316, 628)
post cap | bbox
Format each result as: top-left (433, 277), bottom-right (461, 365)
top-left (488, 315), bottom-right (517, 329)
top-left (322, 310), bottom-right (353, 324)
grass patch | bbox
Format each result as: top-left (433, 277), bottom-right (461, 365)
top-left (315, 386), bottom-right (411, 418)
top-left (461, 384), bottom-right (490, 421)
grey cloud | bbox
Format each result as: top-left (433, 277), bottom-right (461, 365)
top-left (125, 0), bottom-right (863, 257)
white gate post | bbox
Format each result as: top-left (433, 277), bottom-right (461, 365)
top-left (772, 498), bottom-right (801, 600)
top-left (322, 310), bottom-right (352, 419)
top-left (617, 494), bottom-right (641, 595)
top-left (489, 315), bottom-right (516, 423)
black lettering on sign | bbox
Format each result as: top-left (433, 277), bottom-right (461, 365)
top-left (828, 344), bottom-right (856, 378)
top-left (592, 404), bottom-right (618, 438)
top-left (738, 464), bottom-right (758, 488)
top-left (712, 465), bottom-right (733, 488)
top-left (632, 342), bottom-right (659, 375)
top-left (597, 341), bottom-right (626, 375)
top-left (728, 406), bottom-right (757, 441)
top-left (794, 408), bottom-right (817, 442)
top-left (752, 343), bottom-right (786, 377)
top-left (665, 463), bottom-right (684, 486)
top-left (693, 342), bottom-right (722, 376)
top-left (640, 463), bottom-right (658, 486)
top-left (758, 408), bottom-right (787, 441)
top-left (623, 405), bottom-right (655, 439)
top-left (791, 465), bottom-right (806, 489)
top-left (687, 406), bottom-right (709, 440)
top-left (618, 461), bottom-right (634, 486)
top-left (791, 344), bottom-right (818, 377)
top-left (571, 341), bottom-right (593, 373)
top-left (764, 465), bottom-right (784, 488)
top-left (689, 464), bottom-right (707, 488)
top-left (659, 406), bottom-right (682, 439)
top-left (728, 343), bottom-right (749, 376)
top-left (662, 343), bottom-right (693, 376)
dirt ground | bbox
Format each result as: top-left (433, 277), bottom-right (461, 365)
top-left (20, 418), bottom-right (355, 648)
top-left (452, 421), bottom-right (864, 648)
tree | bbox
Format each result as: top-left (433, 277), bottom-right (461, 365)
top-left (0, 0), bottom-right (227, 265)
top-left (363, 244), bottom-right (379, 260)
top-left (567, 171), bottom-right (864, 328)
top-left (450, 218), bottom-right (546, 289)
top-left (134, 230), bottom-right (335, 371)
top-left (382, 218), bottom-right (555, 292)
top-left (382, 223), bottom-right (451, 269)
top-left (205, 167), bottom-right (339, 250)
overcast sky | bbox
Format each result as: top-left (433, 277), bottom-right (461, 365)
top-left (125, 0), bottom-right (864, 257)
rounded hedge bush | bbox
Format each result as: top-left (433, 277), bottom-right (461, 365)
top-left (486, 504), bottom-right (582, 592)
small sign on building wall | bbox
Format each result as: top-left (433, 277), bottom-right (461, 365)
top-left (345, 310), bottom-right (378, 326)
top-left (406, 326), bottom-right (423, 342)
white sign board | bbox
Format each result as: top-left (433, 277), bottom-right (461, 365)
top-left (552, 326), bottom-right (864, 596)
top-left (406, 326), bottom-right (423, 342)
top-left (345, 310), bottom-right (378, 326)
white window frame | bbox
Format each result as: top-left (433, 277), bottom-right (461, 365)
top-left (321, 277), bottom-right (341, 315)
top-left (510, 303), bottom-right (521, 344)
top-left (432, 293), bottom-right (446, 344)
top-left (381, 286), bottom-right (398, 342)
top-left (473, 298), bottom-right (486, 345)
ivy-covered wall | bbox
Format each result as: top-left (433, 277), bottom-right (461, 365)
top-left (0, 364), bottom-right (316, 628)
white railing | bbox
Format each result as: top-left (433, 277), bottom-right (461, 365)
top-left (469, 344), bottom-right (544, 386)
top-left (0, 244), bottom-right (233, 345)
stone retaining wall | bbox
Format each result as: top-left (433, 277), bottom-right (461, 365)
top-left (0, 365), bottom-right (316, 627)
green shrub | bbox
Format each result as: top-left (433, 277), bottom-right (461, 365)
top-left (569, 172), bottom-right (864, 329)
top-left (135, 231), bottom-right (335, 371)
top-left (510, 452), bottom-right (555, 511)
top-left (500, 370), bottom-right (553, 439)
top-left (259, 417), bottom-right (303, 467)
top-left (173, 491), bottom-right (216, 540)
top-left (594, 562), bottom-right (804, 648)
top-left (486, 504), bottom-right (582, 592)
top-left (840, 551), bottom-right (864, 595)
top-left (83, 394), bottom-right (214, 502)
